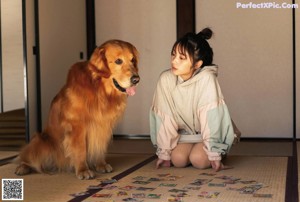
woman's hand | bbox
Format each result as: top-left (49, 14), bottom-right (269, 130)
top-left (156, 159), bottom-right (171, 169)
top-left (210, 160), bottom-right (233, 172)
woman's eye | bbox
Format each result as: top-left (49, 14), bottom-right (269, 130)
top-left (115, 59), bottom-right (123, 65)
top-left (179, 53), bottom-right (187, 60)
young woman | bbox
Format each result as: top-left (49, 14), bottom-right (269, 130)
top-left (150, 28), bottom-right (241, 171)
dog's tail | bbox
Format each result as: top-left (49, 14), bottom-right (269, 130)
top-left (16, 131), bottom-right (62, 173)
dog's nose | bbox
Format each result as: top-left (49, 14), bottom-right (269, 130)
top-left (131, 75), bottom-right (140, 85)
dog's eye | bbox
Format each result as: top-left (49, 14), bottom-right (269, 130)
top-left (131, 58), bottom-right (136, 64)
top-left (115, 59), bottom-right (123, 65)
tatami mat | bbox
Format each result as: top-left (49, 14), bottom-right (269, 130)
top-left (0, 151), bottom-right (18, 160)
top-left (0, 141), bottom-right (293, 201)
top-left (0, 154), bottom-right (152, 202)
top-left (80, 156), bottom-right (287, 202)
top-left (229, 141), bottom-right (292, 157)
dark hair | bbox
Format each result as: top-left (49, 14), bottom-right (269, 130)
top-left (171, 28), bottom-right (213, 68)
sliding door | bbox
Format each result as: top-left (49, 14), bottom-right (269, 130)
top-left (196, 0), bottom-right (294, 138)
top-left (0, 0), bottom-right (25, 112)
top-left (95, 0), bottom-right (176, 135)
top-left (39, 0), bottom-right (86, 130)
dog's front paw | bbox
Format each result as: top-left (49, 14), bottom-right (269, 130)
top-left (76, 169), bottom-right (95, 180)
top-left (15, 164), bottom-right (32, 175)
top-left (96, 163), bottom-right (113, 173)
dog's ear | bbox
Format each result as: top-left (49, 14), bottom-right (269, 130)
top-left (88, 47), bottom-right (111, 78)
top-left (131, 45), bottom-right (139, 67)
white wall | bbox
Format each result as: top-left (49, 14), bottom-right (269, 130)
top-left (95, 0), bottom-right (176, 135)
top-left (1, 0), bottom-right (25, 112)
top-left (196, 0), bottom-right (294, 138)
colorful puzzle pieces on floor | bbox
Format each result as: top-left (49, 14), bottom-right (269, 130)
top-left (70, 171), bottom-right (273, 202)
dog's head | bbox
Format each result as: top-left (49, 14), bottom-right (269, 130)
top-left (89, 40), bottom-right (140, 96)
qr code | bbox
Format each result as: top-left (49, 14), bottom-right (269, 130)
top-left (2, 179), bottom-right (23, 201)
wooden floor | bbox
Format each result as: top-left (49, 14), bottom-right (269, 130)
top-left (0, 108), bottom-right (26, 149)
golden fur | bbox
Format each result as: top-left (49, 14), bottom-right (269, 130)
top-left (15, 40), bottom-right (140, 179)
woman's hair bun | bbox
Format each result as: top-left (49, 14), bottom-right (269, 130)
top-left (197, 27), bottom-right (213, 40)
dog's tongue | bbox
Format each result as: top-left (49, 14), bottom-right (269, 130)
top-left (126, 86), bottom-right (136, 96)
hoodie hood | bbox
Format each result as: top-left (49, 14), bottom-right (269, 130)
top-left (178, 65), bottom-right (218, 86)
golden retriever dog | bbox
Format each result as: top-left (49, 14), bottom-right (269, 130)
top-left (15, 40), bottom-right (140, 179)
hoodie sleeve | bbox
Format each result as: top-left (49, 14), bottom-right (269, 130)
top-left (150, 108), bottom-right (179, 160)
top-left (149, 71), bottom-right (180, 160)
top-left (197, 73), bottom-right (235, 161)
top-left (199, 101), bottom-right (234, 161)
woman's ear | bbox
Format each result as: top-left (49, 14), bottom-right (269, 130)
top-left (195, 60), bottom-right (203, 69)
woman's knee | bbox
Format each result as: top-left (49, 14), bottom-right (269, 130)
top-left (171, 152), bottom-right (190, 168)
top-left (171, 143), bottom-right (193, 168)
top-left (189, 152), bottom-right (211, 169)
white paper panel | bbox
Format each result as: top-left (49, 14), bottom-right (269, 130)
top-left (196, 0), bottom-right (294, 138)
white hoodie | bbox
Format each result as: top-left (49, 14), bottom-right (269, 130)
top-left (150, 65), bottom-right (239, 161)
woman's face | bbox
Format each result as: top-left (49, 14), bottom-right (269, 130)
top-left (171, 45), bottom-right (195, 81)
